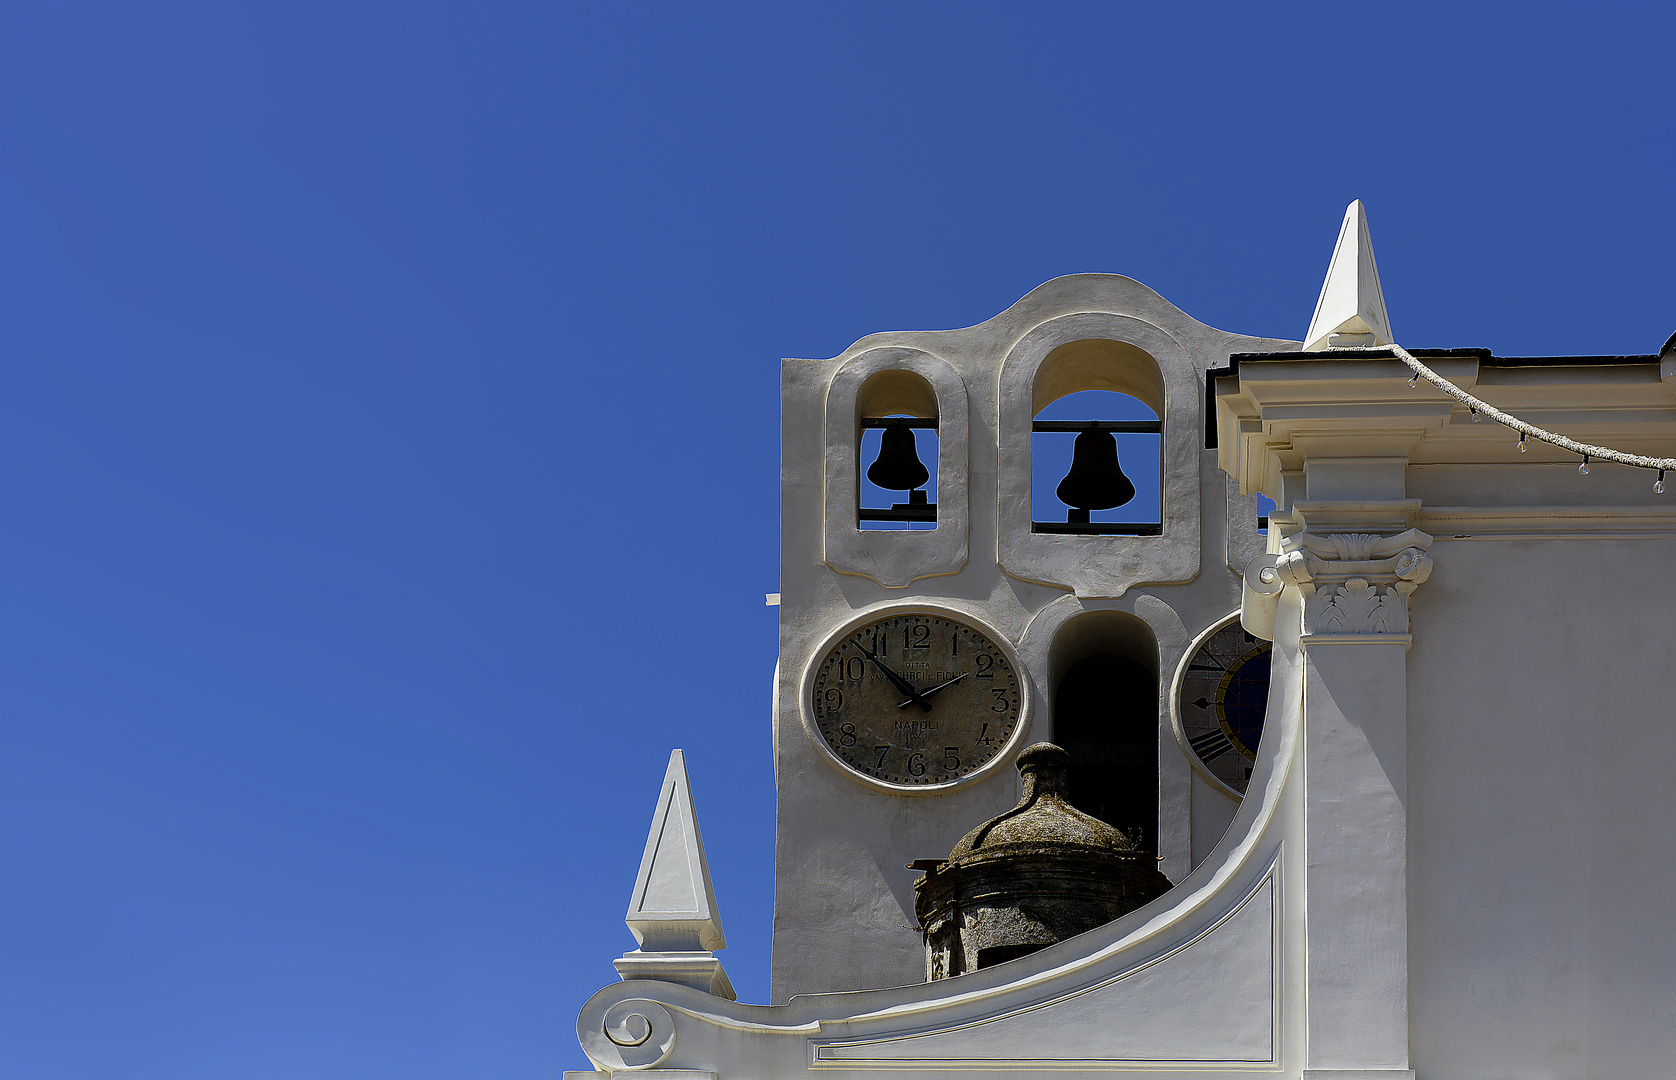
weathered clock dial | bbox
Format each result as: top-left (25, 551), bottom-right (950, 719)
top-left (1176, 616), bottom-right (1271, 796)
top-left (808, 611), bottom-right (1023, 790)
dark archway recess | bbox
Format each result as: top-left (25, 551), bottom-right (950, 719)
top-left (1052, 654), bottom-right (1158, 853)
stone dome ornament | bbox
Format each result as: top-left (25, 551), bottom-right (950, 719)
top-left (913, 743), bottom-right (1173, 981)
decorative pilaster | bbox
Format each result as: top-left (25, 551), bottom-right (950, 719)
top-left (1218, 210), bottom-right (1445, 1073)
top-left (1261, 508), bottom-right (1428, 1080)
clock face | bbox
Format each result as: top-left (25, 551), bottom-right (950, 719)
top-left (809, 612), bottom-right (1023, 789)
top-left (1177, 617), bottom-right (1271, 795)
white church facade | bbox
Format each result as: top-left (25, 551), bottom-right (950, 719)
top-left (569, 203), bottom-right (1676, 1079)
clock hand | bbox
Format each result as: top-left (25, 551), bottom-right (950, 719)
top-left (898, 671), bottom-right (968, 709)
top-left (857, 644), bottom-right (932, 712)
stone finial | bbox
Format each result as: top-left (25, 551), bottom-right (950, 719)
top-left (625, 749), bottom-right (725, 950)
top-left (615, 750), bottom-right (734, 998)
top-left (1017, 739), bottom-right (1071, 782)
top-left (1303, 200), bottom-right (1393, 351)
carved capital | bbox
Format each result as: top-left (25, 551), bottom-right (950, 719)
top-left (1304, 578), bottom-right (1415, 635)
top-left (1280, 528), bottom-right (1433, 637)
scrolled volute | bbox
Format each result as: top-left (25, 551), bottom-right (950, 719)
top-left (579, 995), bottom-right (678, 1071)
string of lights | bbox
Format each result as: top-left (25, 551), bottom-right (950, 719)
top-left (1388, 343), bottom-right (1676, 494)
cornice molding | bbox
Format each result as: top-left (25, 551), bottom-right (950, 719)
top-left (1417, 504), bottom-right (1676, 539)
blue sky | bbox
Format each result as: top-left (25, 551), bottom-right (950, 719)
top-left (1, 4), bottom-right (1671, 1078)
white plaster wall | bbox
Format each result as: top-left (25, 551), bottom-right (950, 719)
top-left (1190, 772), bottom-right (1240, 868)
top-left (1407, 536), bottom-right (1676, 1078)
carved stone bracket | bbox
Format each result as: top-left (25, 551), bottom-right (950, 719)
top-left (1274, 528), bottom-right (1433, 637)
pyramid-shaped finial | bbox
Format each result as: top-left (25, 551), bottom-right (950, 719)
top-left (624, 749), bottom-right (726, 952)
top-left (1303, 200), bottom-right (1393, 351)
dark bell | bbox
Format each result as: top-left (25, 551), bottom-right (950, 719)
top-left (1056, 429), bottom-right (1135, 512)
top-left (867, 426), bottom-right (930, 492)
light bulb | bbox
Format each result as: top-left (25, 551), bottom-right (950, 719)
top-left (1579, 457), bottom-right (1590, 475)
top-left (1657, 471), bottom-right (1666, 495)
top-left (1408, 376), bottom-right (1419, 388)
top-left (1517, 434), bottom-right (1528, 452)
top-left (1471, 408), bottom-right (1482, 423)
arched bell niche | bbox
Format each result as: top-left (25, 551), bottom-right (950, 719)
top-left (1032, 389), bottom-right (1161, 534)
top-left (822, 346), bottom-right (969, 588)
top-left (996, 314), bottom-right (1201, 598)
top-left (1047, 610), bottom-right (1160, 853)
top-left (856, 369), bottom-right (939, 532)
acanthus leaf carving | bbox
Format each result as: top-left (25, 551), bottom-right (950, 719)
top-left (1325, 533), bottom-right (1383, 560)
top-left (1321, 579), bottom-right (1381, 634)
top-left (1308, 578), bottom-right (1412, 635)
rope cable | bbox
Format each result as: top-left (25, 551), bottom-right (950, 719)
top-left (1385, 343), bottom-right (1676, 474)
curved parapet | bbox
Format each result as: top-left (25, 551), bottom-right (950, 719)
top-left (575, 625), bottom-right (1308, 1078)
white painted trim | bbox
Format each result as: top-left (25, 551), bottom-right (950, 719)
top-left (1299, 634), bottom-right (1412, 649)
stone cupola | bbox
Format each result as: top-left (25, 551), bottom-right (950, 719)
top-left (913, 742), bottom-right (1172, 980)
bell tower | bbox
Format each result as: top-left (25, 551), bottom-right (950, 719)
top-left (770, 275), bottom-right (1291, 1000)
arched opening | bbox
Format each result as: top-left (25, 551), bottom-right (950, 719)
top-left (856, 369), bottom-right (938, 532)
top-left (1049, 611), bottom-right (1159, 852)
top-left (1029, 340), bottom-right (1163, 535)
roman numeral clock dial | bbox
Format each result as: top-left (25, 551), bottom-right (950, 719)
top-left (806, 611), bottom-right (1026, 792)
top-left (1175, 615), bottom-right (1272, 796)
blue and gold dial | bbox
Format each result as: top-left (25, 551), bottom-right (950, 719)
top-left (1177, 617), bottom-right (1271, 796)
